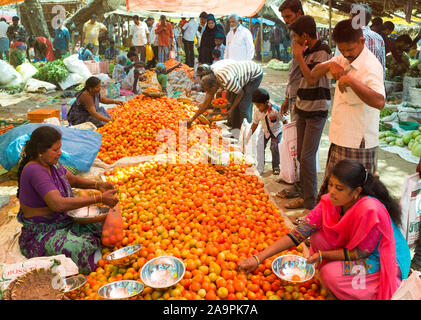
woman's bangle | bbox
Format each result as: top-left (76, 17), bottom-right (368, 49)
top-left (252, 255), bottom-right (260, 266)
top-left (95, 181), bottom-right (99, 190)
top-left (93, 193), bottom-right (97, 204)
top-left (318, 250), bottom-right (323, 264)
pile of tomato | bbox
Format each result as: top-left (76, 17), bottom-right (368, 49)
top-left (97, 95), bottom-right (222, 164)
top-left (67, 161), bottom-right (327, 300)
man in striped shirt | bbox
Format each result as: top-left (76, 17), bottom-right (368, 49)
top-left (284, 15), bottom-right (332, 210)
top-left (187, 60), bottom-right (263, 129)
top-left (335, 4), bottom-right (385, 73)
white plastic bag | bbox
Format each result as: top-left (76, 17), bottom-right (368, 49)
top-left (0, 60), bottom-right (20, 86)
top-left (392, 270), bottom-right (421, 300)
top-left (400, 173), bottom-right (421, 247)
top-left (58, 73), bottom-right (84, 90)
top-left (25, 78), bottom-right (56, 93)
top-left (63, 54), bottom-right (92, 80)
top-left (16, 62), bottom-right (38, 83)
top-left (278, 121), bottom-right (300, 184)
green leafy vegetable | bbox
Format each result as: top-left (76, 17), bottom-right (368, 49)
top-left (33, 59), bottom-right (69, 84)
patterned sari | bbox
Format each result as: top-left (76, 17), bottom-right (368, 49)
top-left (17, 163), bottom-right (102, 275)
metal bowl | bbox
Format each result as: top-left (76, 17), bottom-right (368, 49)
top-left (67, 206), bottom-right (109, 224)
top-left (272, 254), bottom-right (315, 283)
top-left (140, 256), bottom-right (185, 289)
top-left (97, 280), bottom-right (144, 300)
top-left (62, 275), bottom-right (87, 293)
top-left (105, 244), bottom-right (142, 266)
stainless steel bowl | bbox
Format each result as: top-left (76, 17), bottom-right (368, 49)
top-left (62, 275), bottom-right (87, 293)
top-left (97, 280), bottom-right (144, 299)
top-left (140, 256), bottom-right (185, 289)
top-left (67, 206), bottom-right (110, 224)
top-left (105, 244), bottom-right (142, 265)
top-left (272, 254), bottom-right (315, 283)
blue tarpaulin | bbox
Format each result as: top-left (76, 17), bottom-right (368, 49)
top-left (241, 17), bottom-right (275, 26)
top-left (0, 124), bottom-right (102, 172)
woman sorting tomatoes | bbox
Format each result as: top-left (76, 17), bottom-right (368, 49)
top-left (238, 160), bottom-right (411, 300)
top-left (16, 126), bottom-right (119, 274)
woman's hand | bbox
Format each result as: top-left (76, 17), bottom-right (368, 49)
top-left (238, 257), bottom-right (259, 273)
top-left (306, 252), bottom-right (321, 268)
top-left (101, 189), bottom-right (119, 208)
top-left (98, 181), bottom-right (115, 193)
top-left (114, 100), bottom-right (124, 106)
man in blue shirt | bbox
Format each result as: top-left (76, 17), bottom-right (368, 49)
top-left (53, 19), bottom-right (70, 59)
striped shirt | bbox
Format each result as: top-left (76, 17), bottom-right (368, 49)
top-left (296, 40), bottom-right (332, 115)
top-left (211, 60), bottom-right (263, 94)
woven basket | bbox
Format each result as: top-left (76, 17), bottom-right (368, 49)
top-left (142, 90), bottom-right (166, 98)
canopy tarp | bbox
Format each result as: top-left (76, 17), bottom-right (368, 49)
top-left (126, 0), bottom-right (266, 17)
top-left (241, 16), bottom-right (275, 26)
top-left (0, 0), bottom-right (23, 6)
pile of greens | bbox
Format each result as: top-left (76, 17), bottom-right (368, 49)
top-left (33, 59), bottom-right (69, 84)
top-left (380, 107), bottom-right (395, 118)
top-left (0, 83), bottom-right (25, 95)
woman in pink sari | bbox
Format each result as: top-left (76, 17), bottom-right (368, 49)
top-left (239, 160), bottom-right (411, 300)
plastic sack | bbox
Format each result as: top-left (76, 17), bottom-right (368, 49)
top-left (16, 62), bottom-right (38, 83)
top-left (25, 78), bottom-right (56, 93)
top-left (146, 44), bottom-right (154, 61)
top-left (0, 123), bottom-right (102, 172)
top-left (58, 73), bottom-right (84, 90)
top-left (392, 270), bottom-right (421, 300)
top-left (0, 60), bottom-right (20, 86)
top-left (101, 203), bottom-right (124, 247)
top-left (237, 119), bottom-right (264, 170)
top-left (400, 173), bottom-right (421, 247)
top-left (278, 121), bottom-right (300, 184)
top-left (63, 54), bottom-right (92, 80)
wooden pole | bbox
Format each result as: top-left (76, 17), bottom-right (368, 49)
top-left (328, 0), bottom-right (332, 47)
top-left (260, 13), bottom-right (264, 61)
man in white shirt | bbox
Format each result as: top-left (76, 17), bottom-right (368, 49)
top-left (182, 18), bottom-right (199, 68)
top-left (146, 17), bottom-right (159, 68)
top-left (0, 18), bottom-right (9, 61)
top-left (310, 19), bottom-right (385, 199)
top-left (129, 15), bottom-right (149, 63)
top-left (224, 14), bottom-right (254, 61)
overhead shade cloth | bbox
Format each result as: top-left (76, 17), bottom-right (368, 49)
top-left (0, 0), bottom-right (23, 6)
top-left (126, 0), bottom-right (266, 17)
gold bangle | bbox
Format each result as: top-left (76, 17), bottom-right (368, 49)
top-left (100, 193), bottom-right (103, 204)
top-left (318, 250), bottom-right (323, 264)
top-left (93, 193), bottom-right (96, 204)
top-left (252, 255), bottom-right (260, 266)
top-left (95, 181), bottom-right (99, 190)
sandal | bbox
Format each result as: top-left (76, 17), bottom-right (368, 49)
top-left (285, 198), bottom-right (305, 209)
top-left (273, 169), bottom-right (280, 175)
top-left (275, 189), bottom-right (301, 199)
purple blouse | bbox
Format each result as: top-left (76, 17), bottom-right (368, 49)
top-left (19, 162), bottom-right (73, 208)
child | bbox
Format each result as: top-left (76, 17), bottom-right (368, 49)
top-left (155, 62), bottom-right (182, 96)
top-left (283, 15), bottom-right (332, 210)
top-left (104, 39), bottom-right (119, 60)
top-left (214, 34), bottom-right (225, 60)
top-left (245, 88), bottom-right (286, 175)
top-left (212, 49), bottom-right (221, 64)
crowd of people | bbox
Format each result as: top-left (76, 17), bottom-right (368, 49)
top-left (6, 0), bottom-right (421, 301)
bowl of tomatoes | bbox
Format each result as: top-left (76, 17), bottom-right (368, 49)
top-left (272, 254), bottom-right (315, 283)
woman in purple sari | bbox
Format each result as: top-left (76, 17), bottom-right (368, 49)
top-left (16, 126), bottom-right (119, 274)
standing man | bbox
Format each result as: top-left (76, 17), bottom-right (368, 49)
top-left (82, 14), bottom-right (107, 56)
top-left (197, 12), bottom-right (208, 50)
top-left (224, 13), bottom-right (254, 61)
top-left (7, 16), bottom-right (26, 44)
top-left (53, 19), bottom-right (70, 59)
top-left (129, 15), bottom-right (149, 63)
top-left (155, 15), bottom-right (173, 63)
top-left (279, 0), bottom-right (304, 121)
top-left (182, 17), bottom-right (199, 67)
top-left (0, 18), bottom-right (9, 61)
top-left (370, 17), bottom-right (383, 34)
top-left (335, 4), bottom-right (386, 73)
top-left (270, 23), bottom-right (283, 60)
top-left (310, 19), bottom-right (385, 199)
top-left (146, 17), bottom-right (159, 68)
